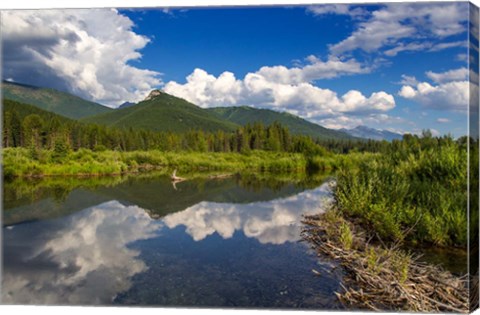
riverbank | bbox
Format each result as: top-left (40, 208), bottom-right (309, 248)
top-left (302, 208), bottom-right (469, 312)
top-left (3, 147), bottom-right (353, 178)
top-left (334, 135), bottom-right (469, 248)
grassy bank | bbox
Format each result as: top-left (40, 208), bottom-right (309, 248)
top-left (3, 147), bottom-right (347, 178)
top-left (334, 135), bottom-right (469, 247)
top-left (302, 210), bottom-right (468, 312)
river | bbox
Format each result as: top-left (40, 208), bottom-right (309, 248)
top-left (2, 174), bottom-right (345, 308)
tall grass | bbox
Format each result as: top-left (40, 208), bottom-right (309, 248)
top-left (335, 135), bottom-right (468, 247)
top-left (3, 147), bottom-right (341, 178)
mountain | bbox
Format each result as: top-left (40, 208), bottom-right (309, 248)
top-left (118, 101), bottom-right (135, 109)
top-left (82, 90), bottom-right (239, 133)
top-left (208, 106), bottom-right (353, 140)
top-left (1, 81), bottom-right (113, 119)
top-left (341, 125), bottom-right (403, 141)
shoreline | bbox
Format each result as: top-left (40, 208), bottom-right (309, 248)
top-left (302, 209), bottom-right (469, 312)
top-left (3, 147), bottom-right (323, 179)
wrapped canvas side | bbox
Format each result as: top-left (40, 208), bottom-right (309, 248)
top-left (469, 2), bottom-right (480, 312)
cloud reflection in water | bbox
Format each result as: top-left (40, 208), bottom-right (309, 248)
top-left (2, 181), bottom-right (334, 305)
top-left (3, 201), bottom-right (160, 305)
top-left (164, 181), bottom-right (334, 244)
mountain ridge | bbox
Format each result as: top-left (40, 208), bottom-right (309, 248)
top-left (1, 81), bottom-right (113, 119)
top-left (82, 90), bottom-right (239, 133)
top-left (207, 106), bottom-right (353, 140)
top-left (340, 125), bottom-right (403, 141)
top-left (4, 81), bottom-right (383, 141)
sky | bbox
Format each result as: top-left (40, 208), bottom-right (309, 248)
top-left (1, 2), bottom-right (475, 136)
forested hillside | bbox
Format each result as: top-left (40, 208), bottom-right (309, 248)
top-left (82, 90), bottom-right (239, 133)
top-left (3, 99), bottom-right (328, 155)
top-left (208, 106), bottom-right (353, 140)
top-left (1, 81), bottom-right (112, 119)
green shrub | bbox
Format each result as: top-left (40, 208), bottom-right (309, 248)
top-left (335, 135), bottom-right (468, 247)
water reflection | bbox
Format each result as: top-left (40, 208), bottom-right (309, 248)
top-left (3, 201), bottom-right (161, 304)
top-left (3, 176), bottom-right (338, 307)
top-left (4, 174), bottom-right (308, 226)
top-left (164, 182), bottom-right (333, 244)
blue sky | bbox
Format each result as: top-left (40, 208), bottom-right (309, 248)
top-left (2, 3), bottom-right (473, 136)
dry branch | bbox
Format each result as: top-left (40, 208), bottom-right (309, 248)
top-left (301, 212), bottom-right (469, 313)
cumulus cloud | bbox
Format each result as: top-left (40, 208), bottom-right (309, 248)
top-left (399, 78), bottom-right (469, 111)
top-left (164, 60), bottom-right (395, 124)
top-left (256, 56), bottom-right (368, 84)
top-left (2, 201), bottom-right (160, 304)
top-left (2, 9), bottom-right (162, 106)
top-left (329, 2), bottom-right (469, 56)
top-left (398, 67), bottom-right (470, 112)
top-left (163, 182), bottom-right (334, 245)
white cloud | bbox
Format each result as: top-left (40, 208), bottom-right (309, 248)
top-left (329, 3), bottom-right (468, 56)
top-left (330, 17), bottom-right (415, 55)
top-left (430, 129), bottom-right (441, 137)
top-left (256, 56), bottom-right (368, 84)
top-left (399, 80), bottom-right (469, 111)
top-left (164, 63), bottom-right (395, 123)
top-left (398, 68), bottom-right (470, 112)
top-left (307, 4), bottom-right (368, 18)
top-left (456, 53), bottom-right (468, 62)
top-left (429, 41), bottom-right (466, 52)
top-left (384, 41), bottom-right (465, 57)
top-left (318, 113), bottom-right (408, 130)
top-left (2, 9), bottom-right (162, 106)
top-left (399, 75), bottom-right (419, 86)
top-left (384, 42), bottom-right (430, 57)
top-left (437, 118), bottom-right (451, 123)
top-left (426, 67), bottom-right (468, 84)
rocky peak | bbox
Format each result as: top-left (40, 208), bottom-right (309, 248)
top-left (144, 89), bottom-right (165, 101)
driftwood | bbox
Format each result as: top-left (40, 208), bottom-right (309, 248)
top-left (171, 169), bottom-right (187, 190)
top-left (171, 169), bottom-right (186, 182)
top-left (301, 213), bottom-right (469, 313)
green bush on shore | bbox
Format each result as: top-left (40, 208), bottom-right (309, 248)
top-left (334, 134), bottom-right (469, 247)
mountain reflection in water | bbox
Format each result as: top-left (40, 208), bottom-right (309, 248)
top-left (3, 176), bottom-right (341, 308)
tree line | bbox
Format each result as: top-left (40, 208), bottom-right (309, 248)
top-left (6, 99), bottom-right (475, 159)
top-left (3, 99), bottom-right (330, 155)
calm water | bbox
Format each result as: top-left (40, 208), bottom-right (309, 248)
top-left (2, 174), bottom-right (344, 308)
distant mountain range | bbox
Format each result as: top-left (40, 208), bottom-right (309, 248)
top-left (1, 81), bottom-right (112, 119)
top-left (341, 125), bottom-right (403, 141)
top-left (118, 101), bottom-right (136, 109)
top-left (83, 91), bottom-right (353, 139)
top-left (1, 81), bottom-right (393, 141)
